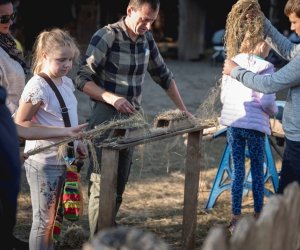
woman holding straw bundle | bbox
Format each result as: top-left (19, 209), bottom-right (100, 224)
top-left (220, 0), bottom-right (278, 234)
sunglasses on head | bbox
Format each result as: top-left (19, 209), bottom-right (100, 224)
top-left (0, 12), bottom-right (16, 24)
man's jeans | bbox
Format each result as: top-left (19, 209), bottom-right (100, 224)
top-left (88, 146), bottom-right (134, 238)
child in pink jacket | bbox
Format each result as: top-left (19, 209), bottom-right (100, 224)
top-left (220, 38), bottom-right (278, 233)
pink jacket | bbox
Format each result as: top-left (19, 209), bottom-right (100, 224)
top-left (220, 53), bottom-right (278, 135)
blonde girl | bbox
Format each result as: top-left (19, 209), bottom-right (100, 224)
top-left (15, 28), bottom-right (87, 250)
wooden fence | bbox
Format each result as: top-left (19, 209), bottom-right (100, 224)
top-left (202, 182), bottom-right (300, 250)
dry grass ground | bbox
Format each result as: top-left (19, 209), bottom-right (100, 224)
top-left (14, 59), bottom-right (284, 249)
top-left (15, 134), bottom-right (283, 249)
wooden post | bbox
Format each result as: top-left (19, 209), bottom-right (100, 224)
top-left (178, 0), bottom-right (206, 60)
top-left (182, 130), bottom-right (203, 249)
top-left (98, 148), bottom-right (119, 230)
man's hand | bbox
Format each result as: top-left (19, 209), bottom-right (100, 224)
top-left (82, 81), bottom-right (136, 114)
top-left (183, 110), bottom-right (195, 119)
top-left (222, 59), bottom-right (239, 76)
top-left (112, 97), bottom-right (135, 114)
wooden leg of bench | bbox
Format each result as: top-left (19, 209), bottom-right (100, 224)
top-left (98, 147), bottom-right (119, 230)
top-left (182, 130), bottom-right (203, 249)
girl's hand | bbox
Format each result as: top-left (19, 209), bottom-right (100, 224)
top-left (67, 123), bottom-right (88, 138)
top-left (76, 141), bottom-right (88, 159)
top-left (20, 149), bottom-right (27, 164)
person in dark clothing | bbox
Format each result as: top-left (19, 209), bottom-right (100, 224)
top-left (0, 85), bottom-right (22, 250)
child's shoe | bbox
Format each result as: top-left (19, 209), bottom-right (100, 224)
top-left (254, 212), bottom-right (260, 220)
top-left (227, 217), bottom-right (239, 235)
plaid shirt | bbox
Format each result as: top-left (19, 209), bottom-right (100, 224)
top-left (75, 17), bottom-right (173, 109)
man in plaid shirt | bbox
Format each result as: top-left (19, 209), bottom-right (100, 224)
top-left (75, 0), bottom-right (192, 237)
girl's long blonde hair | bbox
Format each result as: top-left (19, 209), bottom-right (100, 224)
top-left (31, 28), bottom-right (80, 75)
top-left (224, 0), bottom-right (265, 59)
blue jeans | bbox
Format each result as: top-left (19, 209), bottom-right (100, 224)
top-left (24, 159), bottom-right (65, 250)
top-left (227, 127), bottom-right (265, 215)
top-left (277, 138), bottom-right (300, 194)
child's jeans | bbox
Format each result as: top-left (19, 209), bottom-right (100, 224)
top-left (227, 127), bottom-right (265, 215)
top-left (24, 159), bottom-right (65, 250)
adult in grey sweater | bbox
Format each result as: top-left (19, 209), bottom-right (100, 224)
top-left (222, 0), bottom-right (300, 194)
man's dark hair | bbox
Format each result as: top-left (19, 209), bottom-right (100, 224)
top-left (128, 0), bottom-right (160, 11)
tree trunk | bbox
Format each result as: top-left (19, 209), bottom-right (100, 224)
top-left (178, 0), bottom-right (205, 61)
top-left (269, 0), bottom-right (279, 25)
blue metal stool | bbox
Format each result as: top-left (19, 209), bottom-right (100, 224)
top-left (205, 127), bottom-right (279, 209)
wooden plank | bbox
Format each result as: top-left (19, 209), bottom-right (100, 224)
top-left (282, 183), bottom-right (300, 249)
top-left (202, 226), bottom-right (229, 250)
top-left (98, 148), bottom-right (119, 230)
top-left (182, 130), bottom-right (203, 249)
top-left (103, 125), bottom-right (209, 150)
top-left (153, 116), bottom-right (195, 130)
top-left (231, 217), bottom-right (256, 250)
top-left (254, 195), bottom-right (284, 250)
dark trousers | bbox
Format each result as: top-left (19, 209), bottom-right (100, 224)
top-left (0, 87), bottom-right (21, 249)
top-left (277, 138), bottom-right (300, 194)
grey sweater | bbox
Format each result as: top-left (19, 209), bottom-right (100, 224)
top-left (231, 19), bottom-right (300, 141)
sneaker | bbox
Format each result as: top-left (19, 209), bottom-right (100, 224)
top-left (227, 218), bottom-right (238, 235)
top-left (254, 212), bottom-right (260, 220)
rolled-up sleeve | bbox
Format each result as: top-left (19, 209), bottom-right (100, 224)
top-left (75, 28), bottom-right (114, 91)
top-left (147, 33), bottom-right (173, 90)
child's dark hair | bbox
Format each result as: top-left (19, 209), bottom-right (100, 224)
top-left (284, 0), bottom-right (300, 18)
top-left (31, 28), bottom-right (80, 74)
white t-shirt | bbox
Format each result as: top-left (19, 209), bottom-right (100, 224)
top-left (21, 75), bottom-right (78, 165)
